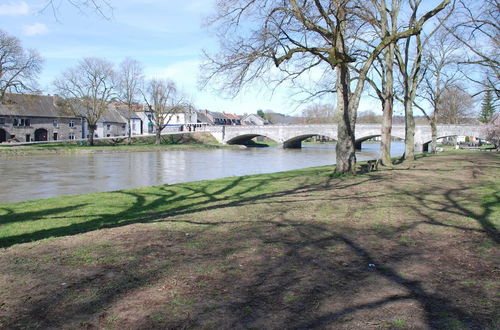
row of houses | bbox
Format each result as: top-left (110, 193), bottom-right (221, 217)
top-left (0, 94), bottom-right (270, 143)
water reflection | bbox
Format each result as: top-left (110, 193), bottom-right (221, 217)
top-left (0, 142), bottom-right (404, 203)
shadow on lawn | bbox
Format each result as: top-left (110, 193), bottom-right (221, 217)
top-left (0, 169), bottom-right (374, 248)
top-left (1, 153), bottom-right (497, 328)
top-left (3, 218), bottom-right (489, 329)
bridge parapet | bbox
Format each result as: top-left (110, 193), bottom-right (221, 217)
top-left (205, 124), bottom-right (484, 149)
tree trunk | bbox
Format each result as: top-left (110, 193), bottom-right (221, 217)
top-left (88, 125), bottom-right (96, 146)
top-left (380, 43), bottom-right (395, 166)
top-left (380, 98), bottom-right (393, 165)
top-left (404, 97), bottom-right (415, 160)
top-left (155, 129), bottom-right (161, 145)
top-left (127, 118), bottom-right (132, 145)
top-left (335, 63), bottom-right (356, 174)
top-left (430, 117), bottom-right (437, 153)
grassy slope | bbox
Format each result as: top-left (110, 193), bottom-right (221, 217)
top-left (0, 151), bottom-right (498, 329)
top-left (0, 132), bottom-right (224, 156)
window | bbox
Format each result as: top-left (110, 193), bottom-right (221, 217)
top-left (69, 133), bottom-right (75, 140)
top-left (0, 117), bottom-right (5, 125)
top-left (13, 118), bottom-right (30, 127)
top-left (106, 124), bottom-right (111, 130)
top-left (69, 121), bottom-right (75, 128)
top-left (53, 120), bottom-right (58, 127)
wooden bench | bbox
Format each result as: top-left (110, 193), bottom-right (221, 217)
top-left (360, 159), bottom-right (379, 173)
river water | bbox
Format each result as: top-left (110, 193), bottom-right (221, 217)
top-left (0, 142), bottom-right (404, 204)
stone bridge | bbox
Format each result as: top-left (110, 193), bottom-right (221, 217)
top-left (206, 124), bottom-right (484, 151)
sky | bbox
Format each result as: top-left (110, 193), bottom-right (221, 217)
top-left (0, 0), bottom-right (383, 116)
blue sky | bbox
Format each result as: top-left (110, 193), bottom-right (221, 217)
top-left (0, 0), bottom-right (383, 115)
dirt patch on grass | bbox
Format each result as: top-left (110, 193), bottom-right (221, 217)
top-left (0, 152), bottom-right (498, 329)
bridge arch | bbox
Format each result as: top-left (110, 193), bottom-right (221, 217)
top-left (282, 134), bottom-right (336, 148)
top-left (226, 134), bottom-right (278, 146)
top-left (422, 134), bottom-right (489, 152)
top-left (354, 134), bottom-right (405, 150)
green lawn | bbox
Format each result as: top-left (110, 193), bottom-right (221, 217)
top-left (0, 165), bottom-right (332, 248)
top-left (0, 151), bottom-right (498, 329)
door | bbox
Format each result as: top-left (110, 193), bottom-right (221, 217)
top-left (0, 129), bottom-right (6, 143)
top-left (34, 128), bottom-right (48, 141)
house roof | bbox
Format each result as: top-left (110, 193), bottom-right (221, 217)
top-left (223, 113), bottom-right (240, 120)
top-left (115, 108), bottom-right (141, 120)
top-left (241, 113), bottom-right (268, 125)
top-left (0, 94), bottom-right (76, 118)
top-left (112, 101), bottom-right (144, 112)
top-left (100, 106), bottom-right (127, 124)
top-left (211, 111), bottom-right (230, 120)
top-left (196, 111), bottom-right (213, 124)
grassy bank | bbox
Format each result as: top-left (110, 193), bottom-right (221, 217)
top-left (0, 132), bottom-right (226, 157)
top-left (0, 151), bottom-right (498, 329)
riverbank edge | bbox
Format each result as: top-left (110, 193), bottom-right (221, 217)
top-left (0, 143), bottom-right (242, 157)
top-left (0, 132), bottom-right (244, 157)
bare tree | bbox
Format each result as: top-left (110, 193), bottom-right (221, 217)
top-left (437, 84), bottom-right (474, 124)
top-left (417, 28), bottom-right (461, 153)
top-left (360, 0), bottom-right (402, 165)
top-left (142, 79), bottom-right (184, 145)
top-left (202, 0), bottom-right (451, 174)
top-left (444, 0), bottom-right (499, 97)
top-left (54, 57), bottom-right (115, 146)
top-left (357, 110), bottom-right (382, 124)
top-left (0, 29), bottom-right (43, 102)
top-left (116, 58), bottom-right (144, 144)
top-left (395, 0), bottom-right (454, 160)
top-left (42, 0), bottom-right (113, 19)
top-left (301, 103), bottom-right (336, 124)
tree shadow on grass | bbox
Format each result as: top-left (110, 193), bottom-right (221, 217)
top-left (0, 204), bottom-right (88, 226)
top-left (1, 218), bottom-right (488, 329)
top-left (0, 169), bottom-right (379, 248)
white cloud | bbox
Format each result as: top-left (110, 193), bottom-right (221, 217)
top-left (23, 23), bottom-right (49, 36)
top-left (0, 1), bottom-right (29, 16)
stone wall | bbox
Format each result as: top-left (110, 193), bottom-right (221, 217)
top-left (0, 116), bottom-right (83, 143)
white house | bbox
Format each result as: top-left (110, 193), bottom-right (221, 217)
top-left (163, 106), bottom-right (198, 126)
top-left (241, 113), bottom-right (268, 126)
top-left (85, 107), bottom-right (128, 138)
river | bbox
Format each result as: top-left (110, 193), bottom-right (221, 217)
top-left (0, 142), bottom-right (404, 203)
